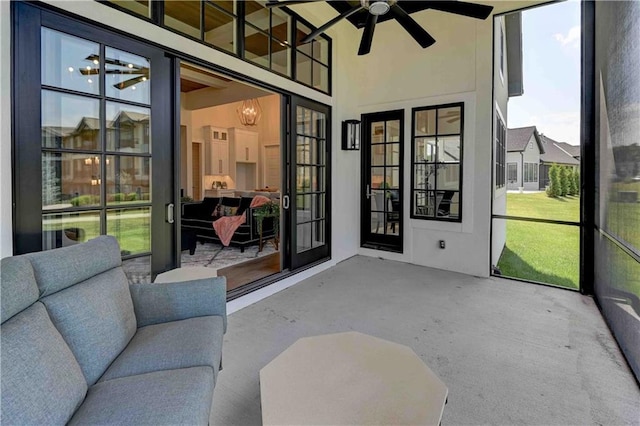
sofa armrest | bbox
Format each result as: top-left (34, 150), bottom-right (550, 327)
top-left (129, 277), bottom-right (227, 331)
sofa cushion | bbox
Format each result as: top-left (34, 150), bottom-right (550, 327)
top-left (1, 303), bottom-right (87, 425)
top-left (99, 316), bottom-right (224, 382)
top-left (0, 256), bottom-right (39, 324)
top-left (26, 236), bottom-right (122, 297)
top-left (68, 367), bottom-right (214, 426)
top-left (41, 267), bottom-right (137, 385)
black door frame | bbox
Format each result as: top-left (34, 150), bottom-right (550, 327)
top-left (288, 95), bottom-right (332, 270)
top-left (12, 2), bottom-right (177, 277)
top-left (360, 109), bottom-right (404, 253)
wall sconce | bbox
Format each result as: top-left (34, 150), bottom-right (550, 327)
top-left (237, 98), bottom-right (262, 126)
top-left (342, 119), bottom-right (361, 150)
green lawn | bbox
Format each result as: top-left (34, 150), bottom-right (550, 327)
top-left (498, 193), bottom-right (580, 289)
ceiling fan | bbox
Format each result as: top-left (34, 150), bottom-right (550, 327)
top-left (79, 55), bottom-right (149, 90)
top-left (266, 0), bottom-right (494, 55)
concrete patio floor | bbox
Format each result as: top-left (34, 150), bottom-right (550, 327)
top-left (211, 255), bottom-right (640, 425)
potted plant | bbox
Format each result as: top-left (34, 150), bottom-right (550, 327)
top-left (253, 200), bottom-right (280, 251)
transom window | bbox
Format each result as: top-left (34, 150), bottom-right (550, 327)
top-left (103, 0), bottom-right (331, 94)
top-left (411, 103), bottom-right (463, 222)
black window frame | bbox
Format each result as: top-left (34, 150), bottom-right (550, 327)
top-left (99, 0), bottom-right (332, 95)
top-left (410, 102), bottom-right (464, 223)
top-left (495, 114), bottom-right (506, 188)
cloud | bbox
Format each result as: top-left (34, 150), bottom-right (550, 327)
top-left (553, 26), bottom-right (580, 48)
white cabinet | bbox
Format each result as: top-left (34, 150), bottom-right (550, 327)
top-left (230, 128), bottom-right (259, 163)
top-left (203, 126), bottom-right (229, 175)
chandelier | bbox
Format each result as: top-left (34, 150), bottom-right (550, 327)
top-left (237, 99), bottom-right (262, 126)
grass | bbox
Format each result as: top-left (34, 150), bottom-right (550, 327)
top-left (497, 193), bottom-right (581, 289)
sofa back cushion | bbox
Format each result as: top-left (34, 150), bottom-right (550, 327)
top-left (1, 256), bottom-right (39, 324)
top-left (28, 236), bottom-right (137, 385)
top-left (1, 302), bottom-right (87, 425)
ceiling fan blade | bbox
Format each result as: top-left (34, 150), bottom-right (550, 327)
top-left (265, 0), bottom-right (319, 8)
top-left (358, 12), bottom-right (378, 56)
top-left (426, 1), bottom-right (494, 20)
top-left (301, 5), bottom-right (364, 43)
top-left (390, 5), bottom-right (436, 48)
top-left (114, 75), bottom-right (147, 90)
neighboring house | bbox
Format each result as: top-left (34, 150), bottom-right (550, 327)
top-left (506, 126), bottom-right (545, 191)
top-left (538, 134), bottom-right (580, 189)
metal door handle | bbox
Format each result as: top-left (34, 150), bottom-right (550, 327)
top-left (366, 184), bottom-right (372, 199)
top-left (283, 195), bottom-right (290, 210)
top-left (166, 203), bottom-right (175, 224)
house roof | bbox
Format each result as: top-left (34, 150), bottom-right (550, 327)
top-left (555, 141), bottom-right (580, 158)
top-left (507, 126), bottom-right (545, 153)
top-left (540, 135), bottom-right (580, 165)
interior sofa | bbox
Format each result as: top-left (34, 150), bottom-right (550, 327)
top-left (0, 236), bottom-right (227, 425)
top-left (182, 196), bottom-right (277, 253)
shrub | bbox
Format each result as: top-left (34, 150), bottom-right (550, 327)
top-left (126, 192), bottom-right (138, 201)
top-left (546, 164), bottom-right (561, 197)
top-left (70, 195), bottom-right (99, 206)
top-left (558, 166), bottom-right (568, 196)
top-left (573, 170), bottom-right (580, 195)
top-left (565, 168), bottom-right (575, 196)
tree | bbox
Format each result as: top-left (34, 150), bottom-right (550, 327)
top-left (559, 166), bottom-right (570, 196)
top-left (565, 168), bottom-right (575, 196)
top-left (546, 163), bottom-right (561, 197)
top-left (573, 170), bottom-right (580, 196)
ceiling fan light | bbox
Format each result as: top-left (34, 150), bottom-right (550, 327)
top-left (361, 0), bottom-right (395, 16)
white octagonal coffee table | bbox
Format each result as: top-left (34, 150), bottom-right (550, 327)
top-left (260, 331), bottom-right (448, 426)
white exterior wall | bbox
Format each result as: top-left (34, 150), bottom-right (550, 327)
top-left (492, 16), bottom-right (508, 267)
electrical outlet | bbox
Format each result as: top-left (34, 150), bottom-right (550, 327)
top-left (439, 240), bottom-right (445, 249)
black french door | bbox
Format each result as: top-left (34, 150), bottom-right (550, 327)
top-left (361, 110), bottom-right (404, 252)
top-left (13, 3), bottom-right (177, 282)
top-left (287, 96), bottom-right (331, 270)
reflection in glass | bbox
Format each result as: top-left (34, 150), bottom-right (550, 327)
top-left (436, 164), bottom-right (460, 190)
top-left (297, 223), bottom-right (312, 253)
top-left (296, 22), bottom-right (312, 55)
top-left (245, 5), bottom-right (270, 32)
top-left (107, 207), bottom-right (151, 255)
top-left (42, 211), bottom-right (101, 250)
top-left (271, 42), bottom-right (291, 76)
top-left (271, 7), bottom-right (291, 42)
top-left (439, 136), bottom-right (461, 162)
top-left (105, 47), bottom-right (150, 104)
top-left (415, 164), bottom-right (436, 190)
top-left (42, 152), bottom-right (101, 210)
top-left (313, 220), bottom-right (326, 244)
top-left (415, 109), bottom-right (436, 136)
top-left (42, 28), bottom-right (100, 95)
top-left (106, 102), bottom-right (150, 153)
top-left (387, 120), bottom-right (400, 142)
top-left (415, 138), bottom-right (437, 162)
top-left (106, 155), bottom-right (151, 205)
top-left (438, 107), bottom-right (461, 134)
top-left (313, 38), bottom-right (329, 65)
top-left (42, 91), bottom-right (100, 150)
top-left (371, 121), bottom-right (385, 143)
top-left (122, 256), bottom-right (151, 284)
top-left (386, 143), bottom-right (400, 166)
top-left (385, 167), bottom-right (400, 189)
top-left (204, 3), bottom-right (235, 54)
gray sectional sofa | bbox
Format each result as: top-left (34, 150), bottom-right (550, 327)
top-left (1, 236), bottom-right (227, 425)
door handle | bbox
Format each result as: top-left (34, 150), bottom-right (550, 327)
top-left (366, 184), bottom-right (373, 199)
top-left (282, 195), bottom-right (290, 210)
top-left (166, 203), bottom-right (175, 224)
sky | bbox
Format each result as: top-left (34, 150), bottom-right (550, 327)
top-left (507, 0), bottom-right (581, 146)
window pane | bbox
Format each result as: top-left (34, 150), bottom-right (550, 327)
top-left (438, 106), bottom-right (461, 134)
top-left (436, 191), bottom-right (460, 219)
top-left (105, 47), bottom-right (150, 104)
top-left (371, 121), bottom-right (385, 143)
top-left (313, 37), bottom-right (329, 65)
top-left (414, 137), bottom-right (437, 162)
top-left (296, 53), bottom-right (312, 86)
top-left (204, 3), bottom-right (235, 54)
top-left (271, 41), bottom-right (290, 76)
top-left (296, 166), bottom-right (312, 192)
top-left (439, 136), bottom-right (461, 162)
top-left (106, 103), bottom-right (150, 153)
top-left (385, 167), bottom-right (400, 190)
top-left (415, 163), bottom-right (436, 190)
top-left (313, 219), bottom-right (326, 245)
top-left (387, 120), bottom-right (400, 142)
top-left (296, 222), bottom-right (312, 253)
top-left (106, 155), bottom-right (151, 205)
top-left (42, 28), bottom-right (100, 95)
top-left (415, 109), bottom-right (436, 136)
top-left (245, 26), bottom-right (269, 68)
top-left (42, 152), bottom-right (101, 210)
top-left (245, 3), bottom-right (270, 32)
top-left (414, 190), bottom-right (435, 217)
top-left (296, 22), bottom-right (312, 56)
top-left (165, 0), bottom-right (201, 39)
top-left (209, 0), bottom-right (234, 14)
top-left (312, 62), bottom-right (329, 92)
top-left (371, 167), bottom-right (386, 190)
top-left (108, 0), bottom-right (151, 19)
top-left (272, 8), bottom-right (292, 43)
top-left (386, 143), bottom-right (400, 166)
top-left (436, 164), bottom-right (460, 191)
top-left (42, 211), bottom-right (101, 250)
top-left (42, 91), bottom-right (100, 150)
top-left (107, 207), bottom-right (151, 255)
top-left (372, 144), bottom-right (385, 166)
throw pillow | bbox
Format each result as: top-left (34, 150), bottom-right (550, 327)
top-left (223, 206), bottom-right (239, 216)
top-left (211, 204), bottom-right (223, 219)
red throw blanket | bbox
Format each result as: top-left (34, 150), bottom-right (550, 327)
top-left (212, 195), bottom-right (272, 246)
